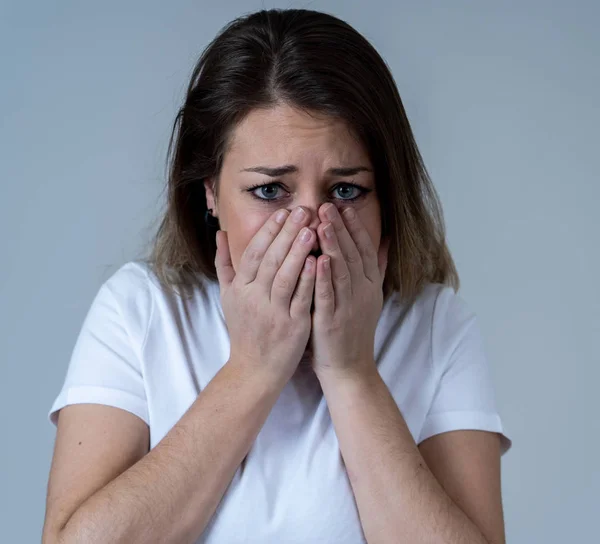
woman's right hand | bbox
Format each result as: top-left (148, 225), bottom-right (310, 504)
top-left (214, 207), bottom-right (317, 386)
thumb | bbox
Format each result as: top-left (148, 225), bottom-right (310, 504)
top-left (214, 230), bottom-right (235, 287)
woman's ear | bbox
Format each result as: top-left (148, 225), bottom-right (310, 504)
top-left (204, 178), bottom-right (218, 215)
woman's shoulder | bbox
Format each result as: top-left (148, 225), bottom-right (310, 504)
top-left (102, 260), bottom-right (153, 291)
top-left (382, 283), bottom-right (479, 352)
top-left (103, 260), bottom-right (220, 322)
top-left (103, 260), bottom-right (216, 300)
top-left (385, 283), bottom-right (469, 322)
top-left (97, 260), bottom-right (155, 312)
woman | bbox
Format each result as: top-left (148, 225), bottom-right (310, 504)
top-left (43, 8), bottom-right (510, 544)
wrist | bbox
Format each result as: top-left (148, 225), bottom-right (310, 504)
top-left (315, 360), bottom-right (379, 388)
top-left (226, 356), bottom-right (288, 395)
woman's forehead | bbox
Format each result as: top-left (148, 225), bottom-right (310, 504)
top-left (225, 105), bottom-right (370, 167)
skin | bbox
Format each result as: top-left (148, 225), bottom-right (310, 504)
top-left (204, 103), bottom-right (381, 269)
top-left (204, 102), bottom-right (383, 364)
top-left (42, 102), bottom-right (503, 544)
top-left (207, 102), bottom-right (505, 542)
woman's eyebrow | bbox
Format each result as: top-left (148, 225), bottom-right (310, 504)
top-left (240, 165), bottom-right (372, 176)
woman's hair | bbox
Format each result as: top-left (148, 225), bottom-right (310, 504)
top-left (149, 8), bottom-right (459, 303)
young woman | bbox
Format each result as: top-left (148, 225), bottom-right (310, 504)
top-left (43, 8), bottom-right (510, 544)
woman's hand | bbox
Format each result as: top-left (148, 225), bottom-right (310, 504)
top-left (309, 203), bottom-right (389, 380)
top-left (215, 207), bottom-right (317, 387)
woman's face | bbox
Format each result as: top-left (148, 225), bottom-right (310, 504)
top-left (204, 103), bottom-right (381, 275)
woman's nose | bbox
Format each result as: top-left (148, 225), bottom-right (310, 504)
top-left (302, 205), bottom-right (324, 252)
top-left (306, 208), bottom-right (321, 232)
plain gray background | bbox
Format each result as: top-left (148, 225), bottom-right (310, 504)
top-left (1, 1), bottom-right (598, 542)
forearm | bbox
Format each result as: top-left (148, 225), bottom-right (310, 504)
top-left (318, 366), bottom-right (490, 544)
top-left (57, 359), bottom-right (283, 544)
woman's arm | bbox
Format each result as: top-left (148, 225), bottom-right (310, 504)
top-left (418, 430), bottom-right (505, 543)
top-left (43, 358), bottom-right (284, 544)
top-left (318, 366), bottom-right (505, 544)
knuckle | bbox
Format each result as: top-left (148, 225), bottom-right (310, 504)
top-left (245, 247), bottom-right (263, 264)
top-left (297, 285), bottom-right (311, 300)
top-left (273, 274), bottom-right (294, 292)
top-left (317, 287), bottom-right (334, 300)
top-left (346, 250), bottom-right (362, 265)
top-left (337, 271), bottom-right (351, 284)
top-left (263, 252), bottom-right (284, 270)
top-left (290, 240), bottom-right (308, 256)
top-left (295, 292), bottom-right (311, 308)
top-left (282, 223), bottom-right (299, 237)
top-left (364, 246), bottom-right (376, 261)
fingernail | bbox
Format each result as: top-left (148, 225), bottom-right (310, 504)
top-left (323, 257), bottom-right (330, 270)
top-left (300, 227), bottom-right (311, 242)
top-left (292, 207), bottom-right (306, 223)
top-left (324, 223), bottom-right (334, 239)
top-left (275, 210), bottom-right (287, 224)
top-left (342, 207), bottom-right (355, 220)
top-left (325, 204), bottom-right (337, 221)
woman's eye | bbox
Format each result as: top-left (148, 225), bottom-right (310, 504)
top-left (252, 184), bottom-right (281, 200)
top-left (334, 184), bottom-right (361, 200)
top-left (248, 182), bottom-right (368, 202)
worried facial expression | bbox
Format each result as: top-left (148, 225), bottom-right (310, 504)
top-left (204, 103), bottom-right (382, 275)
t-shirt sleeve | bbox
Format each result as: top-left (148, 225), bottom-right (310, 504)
top-left (48, 262), bottom-right (153, 426)
top-left (418, 286), bottom-right (511, 455)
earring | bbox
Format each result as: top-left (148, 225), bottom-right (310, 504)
top-left (204, 208), bottom-right (220, 228)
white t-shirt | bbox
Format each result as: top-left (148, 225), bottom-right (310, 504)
top-left (49, 261), bottom-right (510, 543)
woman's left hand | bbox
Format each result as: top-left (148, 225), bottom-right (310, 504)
top-left (309, 203), bottom-right (390, 381)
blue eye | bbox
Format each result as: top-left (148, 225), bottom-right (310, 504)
top-left (247, 182), bottom-right (370, 203)
top-left (252, 184), bottom-right (281, 200)
top-left (334, 184), bottom-right (361, 200)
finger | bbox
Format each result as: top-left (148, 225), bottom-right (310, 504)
top-left (290, 255), bottom-right (316, 319)
top-left (271, 226), bottom-right (315, 306)
top-left (214, 230), bottom-right (235, 287)
top-left (340, 206), bottom-right (379, 282)
top-left (320, 203), bottom-right (363, 283)
top-left (318, 221), bottom-right (352, 302)
top-left (314, 255), bottom-right (335, 316)
top-left (255, 206), bottom-right (311, 289)
top-left (237, 208), bottom-right (289, 285)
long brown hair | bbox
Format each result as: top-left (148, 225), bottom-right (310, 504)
top-left (149, 8), bottom-right (459, 303)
